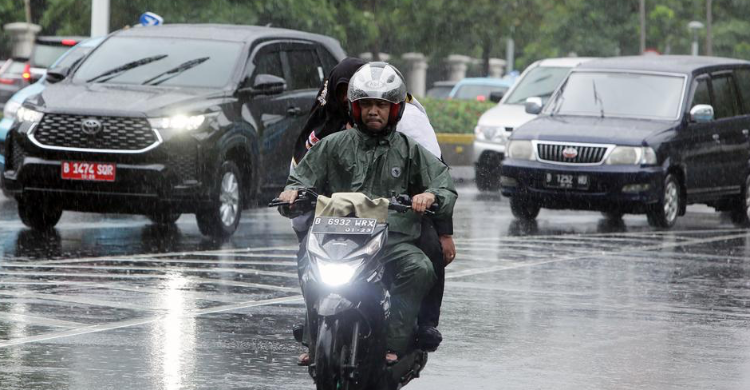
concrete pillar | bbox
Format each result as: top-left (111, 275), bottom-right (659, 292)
top-left (445, 54), bottom-right (471, 82)
top-left (359, 52), bottom-right (391, 62)
top-left (488, 58), bottom-right (506, 78)
top-left (91, 0), bottom-right (110, 37)
top-left (401, 52), bottom-right (428, 97)
top-left (3, 22), bottom-right (41, 59)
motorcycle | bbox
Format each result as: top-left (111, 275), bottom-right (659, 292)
top-left (270, 190), bottom-right (436, 390)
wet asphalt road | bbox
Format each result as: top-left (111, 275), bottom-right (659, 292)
top-left (1, 186), bottom-right (750, 390)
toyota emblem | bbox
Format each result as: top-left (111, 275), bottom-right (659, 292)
top-left (81, 118), bottom-right (103, 135)
top-left (562, 147), bottom-right (578, 159)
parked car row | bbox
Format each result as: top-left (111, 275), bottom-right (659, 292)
top-left (1, 24), bottom-right (345, 238)
top-left (497, 55), bottom-right (750, 229)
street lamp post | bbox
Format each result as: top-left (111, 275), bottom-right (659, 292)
top-left (688, 21), bottom-right (704, 56)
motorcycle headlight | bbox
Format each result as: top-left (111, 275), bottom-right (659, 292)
top-left (506, 140), bottom-right (534, 160)
top-left (16, 106), bottom-right (43, 124)
top-left (3, 100), bottom-right (21, 120)
top-left (148, 114), bottom-right (207, 132)
top-left (318, 260), bottom-right (365, 286)
top-left (605, 146), bottom-right (657, 165)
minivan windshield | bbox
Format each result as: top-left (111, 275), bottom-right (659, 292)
top-left (546, 71), bottom-right (685, 120)
top-left (73, 37), bottom-right (242, 88)
top-left (31, 44), bottom-right (71, 68)
top-left (505, 66), bottom-right (572, 104)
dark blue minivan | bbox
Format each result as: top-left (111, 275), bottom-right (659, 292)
top-left (500, 55), bottom-right (750, 228)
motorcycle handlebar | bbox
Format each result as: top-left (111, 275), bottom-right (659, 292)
top-left (268, 190), bottom-right (438, 215)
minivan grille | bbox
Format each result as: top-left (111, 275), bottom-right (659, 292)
top-left (536, 142), bottom-right (608, 164)
top-left (32, 114), bottom-right (158, 151)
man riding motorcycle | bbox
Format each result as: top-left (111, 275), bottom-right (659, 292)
top-left (277, 62), bottom-right (457, 363)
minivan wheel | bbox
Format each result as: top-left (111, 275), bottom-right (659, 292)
top-left (729, 175), bottom-right (750, 226)
top-left (601, 211), bottom-right (624, 220)
top-left (18, 197), bottom-right (63, 231)
top-left (510, 196), bottom-right (540, 220)
top-left (196, 161), bottom-right (242, 238)
top-left (647, 174), bottom-right (680, 229)
top-left (148, 209), bottom-right (181, 225)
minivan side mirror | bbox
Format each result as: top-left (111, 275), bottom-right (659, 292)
top-left (239, 74), bottom-right (287, 96)
top-left (45, 66), bottom-right (70, 84)
top-left (489, 91), bottom-right (505, 103)
top-left (525, 97), bottom-right (543, 114)
top-left (690, 104), bottom-right (714, 123)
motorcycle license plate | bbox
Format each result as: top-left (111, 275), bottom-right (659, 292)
top-left (311, 217), bottom-right (377, 234)
top-left (544, 172), bottom-right (589, 190)
top-left (61, 161), bottom-right (116, 182)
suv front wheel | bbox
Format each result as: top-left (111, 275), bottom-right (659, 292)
top-left (196, 161), bottom-right (243, 238)
top-left (510, 196), bottom-right (540, 220)
top-left (647, 173), bottom-right (680, 229)
top-left (18, 197), bottom-right (63, 230)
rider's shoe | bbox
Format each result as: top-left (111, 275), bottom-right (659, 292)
top-left (297, 352), bottom-right (311, 366)
top-left (417, 326), bottom-right (442, 352)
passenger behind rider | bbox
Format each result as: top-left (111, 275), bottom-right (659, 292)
top-left (278, 62), bottom-right (457, 364)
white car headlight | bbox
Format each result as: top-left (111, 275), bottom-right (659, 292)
top-left (506, 140), bottom-right (534, 160)
top-left (318, 260), bottom-right (365, 286)
top-left (3, 100), bottom-right (21, 120)
top-left (149, 114), bottom-right (206, 132)
top-left (605, 146), bottom-right (657, 165)
top-left (16, 106), bottom-right (43, 124)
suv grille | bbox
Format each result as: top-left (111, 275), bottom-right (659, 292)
top-left (32, 114), bottom-right (158, 152)
top-left (7, 136), bottom-right (25, 171)
top-left (536, 142), bottom-right (608, 164)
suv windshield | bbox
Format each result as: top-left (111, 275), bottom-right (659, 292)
top-left (505, 66), bottom-right (571, 105)
top-left (73, 37), bottom-right (242, 88)
top-left (546, 71), bottom-right (685, 120)
top-left (31, 44), bottom-right (71, 68)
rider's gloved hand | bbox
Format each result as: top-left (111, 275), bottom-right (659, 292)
top-left (412, 192), bottom-right (436, 214)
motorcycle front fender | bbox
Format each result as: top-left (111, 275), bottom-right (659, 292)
top-left (317, 293), bottom-right (355, 317)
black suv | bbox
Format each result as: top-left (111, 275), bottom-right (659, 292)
top-left (2, 24), bottom-right (345, 237)
top-left (501, 55), bottom-right (750, 228)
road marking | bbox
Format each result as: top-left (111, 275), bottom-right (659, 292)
top-left (0, 263), bottom-right (298, 279)
top-left (0, 290), bottom-right (163, 312)
top-left (449, 232), bottom-right (750, 279)
top-left (26, 258), bottom-right (297, 266)
top-left (0, 295), bottom-right (303, 348)
top-left (0, 270), bottom-right (298, 292)
top-left (0, 312), bottom-right (86, 328)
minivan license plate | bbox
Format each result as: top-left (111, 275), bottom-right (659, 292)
top-left (61, 161), bottom-right (116, 182)
top-left (545, 173), bottom-right (589, 190)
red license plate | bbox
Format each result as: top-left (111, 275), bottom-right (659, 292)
top-left (61, 161), bottom-right (116, 182)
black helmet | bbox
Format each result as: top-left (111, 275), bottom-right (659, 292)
top-left (347, 62), bottom-right (407, 133)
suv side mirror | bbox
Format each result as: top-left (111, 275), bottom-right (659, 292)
top-left (239, 74), bottom-right (287, 96)
top-left (525, 97), bottom-right (543, 114)
top-left (489, 91), bottom-right (505, 103)
top-left (690, 104), bottom-right (714, 123)
top-left (45, 66), bottom-right (70, 84)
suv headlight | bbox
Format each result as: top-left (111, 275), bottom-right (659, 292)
top-left (16, 106), bottom-right (43, 124)
top-left (506, 140), bottom-right (534, 160)
top-left (605, 146), bottom-right (657, 165)
top-left (148, 114), bottom-right (208, 132)
top-left (3, 100), bottom-right (21, 120)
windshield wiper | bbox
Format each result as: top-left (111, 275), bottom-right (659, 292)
top-left (592, 80), bottom-right (605, 118)
top-left (142, 57), bottom-right (210, 86)
top-left (86, 54), bottom-right (168, 83)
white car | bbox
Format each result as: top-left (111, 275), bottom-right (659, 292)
top-left (473, 57), bottom-right (596, 191)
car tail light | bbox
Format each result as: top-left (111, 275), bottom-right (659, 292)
top-left (22, 63), bottom-right (31, 81)
top-left (61, 39), bottom-right (77, 46)
top-left (476, 95), bottom-right (487, 102)
top-left (0, 78), bottom-right (14, 85)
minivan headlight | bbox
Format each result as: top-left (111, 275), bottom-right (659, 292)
top-left (16, 106), bottom-right (43, 124)
top-left (149, 114), bottom-right (206, 132)
top-left (506, 140), bottom-right (534, 160)
top-left (605, 146), bottom-right (657, 165)
top-left (475, 125), bottom-right (505, 144)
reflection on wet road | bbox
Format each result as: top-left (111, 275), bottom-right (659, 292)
top-left (1, 187), bottom-right (750, 389)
